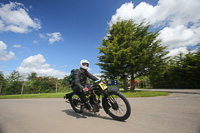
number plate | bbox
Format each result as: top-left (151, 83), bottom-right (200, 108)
top-left (99, 82), bottom-right (108, 90)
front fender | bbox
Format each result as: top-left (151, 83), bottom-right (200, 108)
top-left (102, 87), bottom-right (119, 114)
top-left (107, 87), bottom-right (119, 94)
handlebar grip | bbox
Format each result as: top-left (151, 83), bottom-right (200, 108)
top-left (95, 79), bottom-right (101, 83)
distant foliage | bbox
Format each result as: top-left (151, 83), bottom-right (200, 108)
top-left (149, 46), bottom-right (200, 89)
top-left (0, 71), bottom-right (71, 95)
top-left (5, 71), bottom-right (23, 95)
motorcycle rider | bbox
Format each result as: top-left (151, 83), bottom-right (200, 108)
top-left (71, 59), bottom-right (99, 111)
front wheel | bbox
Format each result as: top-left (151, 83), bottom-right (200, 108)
top-left (102, 91), bottom-right (131, 121)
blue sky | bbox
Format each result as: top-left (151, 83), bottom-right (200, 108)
top-left (0, 0), bottom-right (200, 79)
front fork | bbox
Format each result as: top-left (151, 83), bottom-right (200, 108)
top-left (102, 90), bottom-right (119, 112)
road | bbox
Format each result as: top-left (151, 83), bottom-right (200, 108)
top-left (0, 92), bottom-right (200, 133)
top-left (136, 89), bottom-right (200, 94)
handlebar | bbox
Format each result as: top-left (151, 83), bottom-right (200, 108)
top-left (94, 79), bottom-right (102, 84)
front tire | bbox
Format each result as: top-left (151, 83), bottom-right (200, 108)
top-left (102, 91), bottom-right (131, 121)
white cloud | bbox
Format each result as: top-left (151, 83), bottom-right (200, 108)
top-left (13, 44), bottom-right (22, 48)
top-left (166, 47), bottom-right (189, 57)
top-left (16, 54), bottom-right (66, 79)
top-left (47, 32), bottom-right (63, 44)
top-left (0, 41), bottom-right (15, 61)
top-left (0, 2), bottom-right (41, 33)
top-left (158, 25), bottom-right (198, 49)
top-left (32, 40), bottom-right (38, 44)
top-left (39, 33), bottom-right (46, 39)
top-left (110, 0), bottom-right (200, 27)
top-left (109, 2), bottom-right (154, 26)
top-left (110, 0), bottom-right (200, 56)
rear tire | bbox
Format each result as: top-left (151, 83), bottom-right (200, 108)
top-left (102, 91), bottom-right (131, 121)
top-left (70, 93), bottom-right (83, 113)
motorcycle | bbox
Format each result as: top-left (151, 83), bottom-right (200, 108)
top-left (64, 80), bottom-right (131, 121)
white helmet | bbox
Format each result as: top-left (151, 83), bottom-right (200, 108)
top-left (80, 59), bottom-right (91, 71)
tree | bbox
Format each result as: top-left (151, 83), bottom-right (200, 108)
top-left (149, 45), bottom-right (200, 89)
top-left (30, 76), bottom-right (57, 93)
top-left (6, 70), bottom-right (22, 94)
top-left (0, 71), bottom-right (6, 94)
top-left (57, 75), bottom-right (71, 92)
top-left (97, 19), bottom-right (168, 90)
top-left (27, 72), bottom-right (37, 80)
top-left (7, 70), bottom-right (22, 82)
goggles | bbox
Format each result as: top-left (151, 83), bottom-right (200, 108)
top-left (82, 63), bottom-right (89, 67)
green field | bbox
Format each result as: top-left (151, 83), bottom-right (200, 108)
top-left (0, 90), bottom-right (168, 99)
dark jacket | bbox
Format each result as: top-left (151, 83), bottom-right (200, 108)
top-left (71, 69), bottom-right (98, 90)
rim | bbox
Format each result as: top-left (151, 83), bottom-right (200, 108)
top-left (107, 95), bottom-right (127, 117)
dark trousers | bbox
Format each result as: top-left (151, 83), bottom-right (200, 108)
top-left (72, 86), bottom-right (86, 103)
top-left (72, 84), bottom-right (93, 103)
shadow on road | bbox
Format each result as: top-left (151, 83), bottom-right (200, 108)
top-left (62, 109), bottom-right (115, 121)
top-left (0, 125), bottom-right (4, 133)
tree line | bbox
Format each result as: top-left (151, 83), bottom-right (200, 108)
top-left (149, 49), bottom-right (200, 89)
top-left (0, 71), bottom-right (70, 95)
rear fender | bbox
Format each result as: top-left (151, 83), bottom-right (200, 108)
top-left (64, 91), bottom-right (74, 100)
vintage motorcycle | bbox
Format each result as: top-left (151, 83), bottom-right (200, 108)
top-left (64, 80), bottom-right (131, 121)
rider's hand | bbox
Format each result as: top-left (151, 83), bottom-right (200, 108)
top-left (83, 88), bottom-right (89, 93)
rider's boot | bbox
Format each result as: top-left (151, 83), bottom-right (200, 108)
top-left (80, 103), bottom-right (88, 112)
top-left (80, 103), bottom-right (85, 112)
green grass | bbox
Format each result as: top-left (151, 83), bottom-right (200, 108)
top-left (0, 90), bottom-right (168, 99)
top-left (121, 90), bottom-right (168, 97)
top-left (0, 93), bottom-right (67, 99)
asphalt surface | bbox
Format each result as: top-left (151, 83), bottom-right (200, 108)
top-left (136, 89), bottom-right (200, 94)
top-left (0, 91), bottom-right (200, 133)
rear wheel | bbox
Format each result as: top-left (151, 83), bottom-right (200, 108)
top-left (70, 94), bottom-right (83, 113)
top-left (102, 91), bottom-right (131, 121)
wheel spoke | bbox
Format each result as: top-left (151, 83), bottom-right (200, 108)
top-left (107, 94), bottom-right (127, 117)
top-left (70, 94), bottom-right (82, 112)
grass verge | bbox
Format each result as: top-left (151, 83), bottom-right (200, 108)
top-left (0, 90), bottom-right (168, 99)
top-left (121, 90), bottom-right (168, 97)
